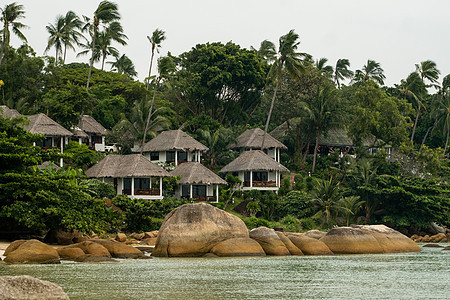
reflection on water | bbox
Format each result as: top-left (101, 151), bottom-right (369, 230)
top-left (0, 246), bottom-right (449, 299)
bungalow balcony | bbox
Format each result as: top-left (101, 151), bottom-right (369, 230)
top-left (122, 188), bottom-right (161, 196)
top-left (182, 195), bottom-right (217, 202)
top-left (243, 180), bottom-right (277, 188)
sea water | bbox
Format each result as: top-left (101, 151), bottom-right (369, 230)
top-left (0, 245), bottom-right (448, 299)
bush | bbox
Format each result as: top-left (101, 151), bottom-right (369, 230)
top-left (275, 190), bottom-right (313, 220)
top-left (300, 217), bottom-right (318, 231)
top-left (79, 179), bottom-right (116, 199)
top-left (279, 215), bottom-right (302, 232)
top-left (242, 216), bottom-right (269, 230)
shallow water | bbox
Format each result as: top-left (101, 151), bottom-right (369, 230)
top-left (0, 245), bottom-right (449, 299)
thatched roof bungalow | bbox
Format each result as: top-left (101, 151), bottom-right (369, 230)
top-left (86, 154), bottom-right (172, 200)
top-left (228, 128), bottom-right (287, 162)
top-left (220, 150), bottom-right (289, 191)
top-left (170, 162), bottom-right (226, 202)
top-left (139, 129), bottom-right (209, 166)
top-left (72, 115), bottom-right (107, 152)
top-left (0, 105), bottom-right (21, 119)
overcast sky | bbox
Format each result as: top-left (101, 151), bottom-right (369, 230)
top-left (10, 0), bottom-right (450, 87)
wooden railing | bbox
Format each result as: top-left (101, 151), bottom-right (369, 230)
top-left (122, 189), bottom-right (160, 196)
top-left (243, 180), bottom-right (277, 187)
top-left (182, 195), bottom-right (216, 202)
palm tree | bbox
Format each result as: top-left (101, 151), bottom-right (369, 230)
top-left (108, 54), bottom-right (137, 77)
top-left (259, 29), bottom-right (307, 149)
top-left (354, 59), bottom-right (385, 85)
top-left (95, 31), bottom-right (119, 70)
top-left (0, 2), bottom-right (27, 66)
top-left (140, 56), bottom-right (175, 153)
top-left (197, 127), bottom-right (233, 169)
top-left (415, 60), bottom-right (440, 87)
top-left (334, 58), bottom-right (353, 88)
top-left (145, 29), bottom-right (166, 89)
top-left (352, 158), bottom-right (378, 224)
top-left (309, 177), bottom-right (343, 228)
top-left (83, 1), bottom-right (126, 91)
top-left (315, 57), bottom-right (333, 78)
top-left (61, 11), bottom-right (83, 63)
top-left (45, 15), bottom-right (65, 64)
top-left (338, 196), bottom-right (364, 226)
top-left (432, 92), bottom-right (450, 154)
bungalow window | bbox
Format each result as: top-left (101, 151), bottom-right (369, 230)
top-left (178, 151), bottom-right (187, 163)
top-left (40, 137), bottom-right (53, 148)
top-left (192, 185), bottom-right (206, 196)
top-left (253, 171), bottom-right (268, 182)
top-left (150, 152), bottom-right (159, 161)
top-left (134, 178), bottom-right (150, 190)
top-left (123, 178), bottom-right (131, 195)
top-left (182, 185), bottom-right (190, 197)
top-left (92, 135), bottom-right (102, 144)
top-left (166, 151), bottom-right (175, 163)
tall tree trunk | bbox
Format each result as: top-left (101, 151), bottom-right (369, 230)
top-left (86, 28), bottom-right (97, 91)
top-left (312, 134), bottom-right (319, 173)
top-left (101, 54), bottom-right (105, 70)
top-left (55, 47), bottom-right (58, 65)
top-left (420, 122), bottom-right (436, 149)
top-left (444, 128), bottom-right (449, 155)
top-left (410, 110), bottom-right (420, 142)
top-left (261, 83), bottom-right (279, 149)
top-left (140, 79), bottom-right (159, 154)
top-left (63, 45), bottom-right (67, 64)
top-left (0, 39), bottom-right (5, 67)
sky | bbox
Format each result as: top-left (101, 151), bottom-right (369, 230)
top-left (9, 0), bottom-right (450, 87)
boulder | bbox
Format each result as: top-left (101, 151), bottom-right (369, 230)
top-left (209, 238), bottom-right (266, 257)
top-left (3, 240), bottom-right (27, 256)
top-left (352, 225), bottom-right (421, 253)
top-left (141, 238), bottom-right (157, 246)
top-left (288, 235), bottom-right (333, 255)
top-left (4, 240), bottom-right (60, 264)
top-left (0, 275), bottom-right (69, 299)
top-left (131, 233), bottom-right (145, 240)
top-left (304, 230), bottom-right (327, 240)
top-left (144, 232), bottom-right (156, 239)
top-left (75, 254), bottom-right (118, 263)
top-left (443, 246), bottom-right (450, 251)
top-left (422, 244), bottom-right (443, 248)
top-left (249, 227), bottom-right (290, 256)
top-left (320, 227), bottom-right (384, 254)
top-left (66, 241), bottom-right (111, 257)
top-left (153, 203), bottom-right (249, 257)
top-left (90, 239), bottom-right (147, 259)
top-left (429, 233), bottom-right (447, 243)
top-left (44, 229), bottom-right (80, 245)
top-left (56, 247), bottom-right (85, 260)
top-left (275, 232), bottom-right (303, 255)
top-left (115, 233), bottom-right (127, 243)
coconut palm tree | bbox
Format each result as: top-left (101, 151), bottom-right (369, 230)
top-left (108, 54), bottom-right (137, 77)
top-left (309, 177), bottom-right (343, 228)
top-left (45, 15), bottom-right (65, 64)
top-left (338, 196), bottom-right (364, 226)
top-left (61, 11), bottom-right (83, 63)
top-left (334, 58), bottom-right (353, 88)
top-left (95, 31), bottom-right (119, 70)
top-left (0, 2), bottom-right (27, 66)
top-left (197, 127), bottom-right (233, 169)
top-left (432, 92), bottom-right (450, 154)
top-left (145, 28), bottom-right (166, 89)
top-left (83, 1), bottom-right (126, 91)
top-left (415, 60), bottom-right (440, 87)
top-left (258, 29), bottom-right (307, 149)
top-left (315, 57), bottom-right (333, 78)
top-left (354, 59), bottom-right (385, 86)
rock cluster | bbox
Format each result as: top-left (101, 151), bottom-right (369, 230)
top-left (410, 232), bottom-right (449, 243)
top-left (0, 275), bottom-right (69, 300)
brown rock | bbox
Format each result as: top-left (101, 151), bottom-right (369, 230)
top-left (275, 232), bottom-right (303, 255)
top-left (443, 246), bottom-right (450, 251)
top-left (141, 238), bottom-right (157, 246)
top-left (44, 229), bottom-right (80, 245)
top-left (422, 235), bottom-right (431, 242)
top-left (4, 240), bottom-right (27, 256)
top-left (415, 236), bottom-right (424, 242)
top-left (422, 244), bottom-right (443, 248)
top-left (74, 254), bottom-right (117, 263)
top-left (353, 225), bottom-right (421, 253)
top-left (210, 238), bottom-right (266, 257)
top-left (0, 275), bottom-right (69, 299)
top-left (125, 239), bottom-right (139, 245)
top-left (90, 239), bottom-right (146, 259)
top-left (66, 241), bottom-right (111, 257)
top-left (320, 227), bottom-right (384, 254)
top-left (115, 233), bottom-right (127, 243)
top-left (130, 233), bottom-right (145, 240)
top-left (288, 235), bottom-right (333, 255)
top-left (429, 233), bottom-right (446, 243)
top-left (153, 203), bottom-right (249, 257)
top-left (4, 240), bottom-right (60, 264)
top-left (56, 247), bottom-right (85, 260)
top-left (410, 234), bottom-right (419, 240)
top-left (249, 227), bottom-right (290, 256)
top-left (304, 230), bottom-right (327, 240)
top-left (144, 232), bottom-right (155, 239)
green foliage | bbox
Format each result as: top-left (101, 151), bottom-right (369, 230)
top-left (275, 190), bottom-right (312, 220)
top-left (279, 215), bottom-right (302, 232)
top-left (64, 141), bottom-right (104, 170)
top-left (79, 178), bottom-right (116, 199)
top-left (112, 195), bottom-right (187, 232)
top-left (242, 216), bottom-right (270, 230)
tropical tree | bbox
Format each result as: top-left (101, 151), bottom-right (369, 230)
top-left (0, 2), bottom-right (27, 66)
top-left (352, 158), bottom-right (378, 224)
top-left (145, 28), bottom-right (166, 90)
top-left (338, 196), bottom-right (364, 226)
top-left (83, 0), bottom-right (126, 90)
top-left (44, 15), bottom-right (65, 64)
top-left (309, 177), bottom-right (343, 228)
top-left (258, 29), bottom-right (307, 149)
top-left (415, 60), bottom-right (440, 87)
top-left (432, 92), bottom-right (450, 154)
top-left (196, 126), bottom-right (233, 169)
top-left (334, 58), bottom-right (353, 88)
top-left (95, 31), bottom-right (119, 70)
top-left (354, 59), bottom-right (385, 86)
top-left (107, 53), bottom-right (136, 77)
top-left (315, 57), bottom-right (333, 78)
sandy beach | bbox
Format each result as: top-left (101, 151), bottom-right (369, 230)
top-left (0, 240), bottom-right (10, 259)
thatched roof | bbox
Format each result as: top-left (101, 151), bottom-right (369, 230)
top-left (37, 161), bottom-right (61, 170)
top-left (319, 128), bottom-right (353, 147)
top-left (79, 115), bottom-right (107, 135)
top-left (86, 154), bottom-right (172, 178)
top-left (171, 162), bottom-right (227, 185)
top-left (141, 130), bottom-right (208, 152)
top-left (24, 113), bottom-right (72, 137)
top-left (72, 127), bottom-right (89, 138)
top-left (220, 150), bottom-right (290, 173)
top-left (0, 105), bottom-right (21, 119)
top-left (228, 128), bottom-right (287, 150)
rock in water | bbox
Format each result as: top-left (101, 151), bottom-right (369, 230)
top-left (153, 203), bottom-right (249, 257)
top-left (44, 229), bottom-right (80, 245)
top-left (4, 240), bottom-right (60, 264)
top-left (319, 227), bottom-right (384, 254)
top-left (275, 232), bottom-right (303, 255)
top-left (288, 235), bottom-right (333, 255)
top-left (210, 238), bottom-right (266, 257)
top-left (90, 239), bottom-right (147, 259)
top-left (304, 230), bottom-right (327, 240)
top-left (249, 227), bottom-right (291, 256)
top-left (352, 225), bottom-right (421, 253)
top-left (0, 275), bottom-right (69, 299)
